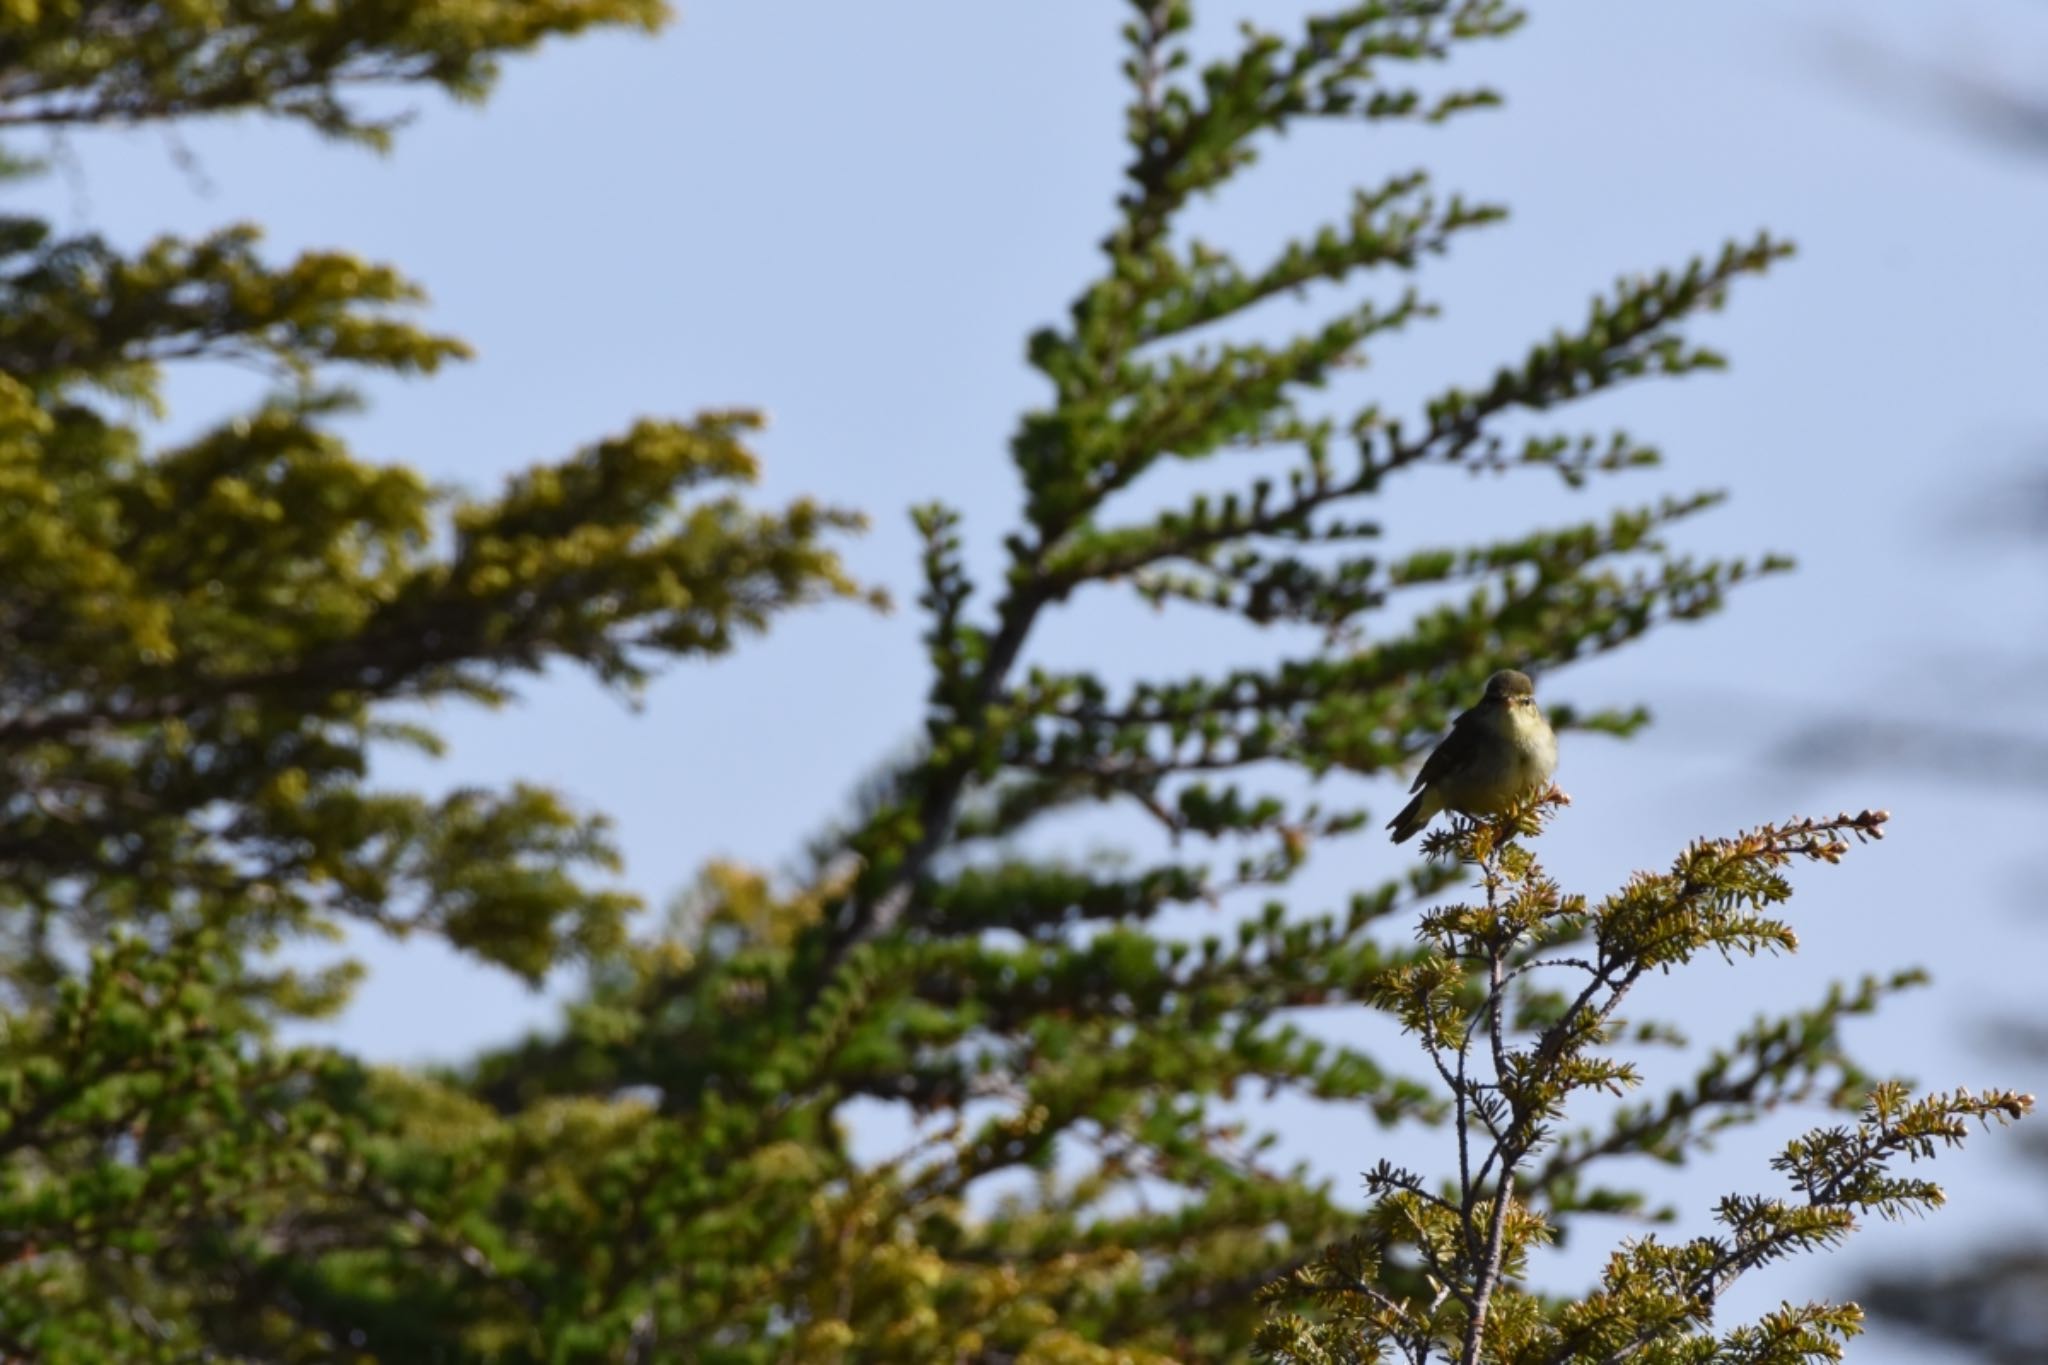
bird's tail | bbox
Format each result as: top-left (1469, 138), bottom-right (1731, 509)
top-left (1386, 789), bottom-right (1438, 844)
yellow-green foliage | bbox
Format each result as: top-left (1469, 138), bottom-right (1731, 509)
top-left (0, 0), bottom-right (668, 146)
top-left (0, 205), bottom-right (862, 993)
top-left (1256, 796), bottom-right (2029, 1364)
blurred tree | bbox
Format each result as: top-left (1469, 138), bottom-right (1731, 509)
top-left (1817, 21), bottom-right (2048, 1348)
top-left (0, 1), bottom-right (2023, 1361)
top-left (1828, 21), bottom-right (2048, 165)
top-left (0, 1), bottom-right (864, 1358)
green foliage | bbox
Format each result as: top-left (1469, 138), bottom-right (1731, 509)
top-left (0, 933), bottom-right (372, 1362)
top-left (0, 0), bottom-right (2026, 1361)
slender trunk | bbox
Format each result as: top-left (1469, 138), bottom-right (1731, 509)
top-left (1459, 1169), bottom-right (1515, 1365)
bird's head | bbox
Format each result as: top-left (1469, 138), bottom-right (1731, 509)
top-left (1482, 669), bottom-right (1537, 709)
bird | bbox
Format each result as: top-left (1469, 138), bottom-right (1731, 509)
top-left (1386, 669), bottom-right (1557, 844)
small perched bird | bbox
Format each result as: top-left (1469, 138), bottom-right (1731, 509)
top-left (1386, 669), bottom-right (1557, 844)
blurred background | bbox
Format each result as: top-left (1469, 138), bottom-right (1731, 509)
top-left (22, 1), bottom-right (2045, 1358)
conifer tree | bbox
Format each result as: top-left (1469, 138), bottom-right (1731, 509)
top-left (0, 2), bottom-right (2025, 1361)
top-left (0, 3), bottom-right (861, 1357)
top-left (1255, 798), bottom-right (2027, 1364)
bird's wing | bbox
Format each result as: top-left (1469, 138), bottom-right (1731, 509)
top-left (1408, 704), bottom-right (1481, 793)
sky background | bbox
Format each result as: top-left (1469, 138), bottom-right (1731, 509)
top-left (20, 2), bottom-right (2048, 1358)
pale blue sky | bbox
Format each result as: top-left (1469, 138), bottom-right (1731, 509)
top-left (24, 2), bottom-right (2048, 1357)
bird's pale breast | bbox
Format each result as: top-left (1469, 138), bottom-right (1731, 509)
top-left (1437, 706), bottom-right (1556, 814)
